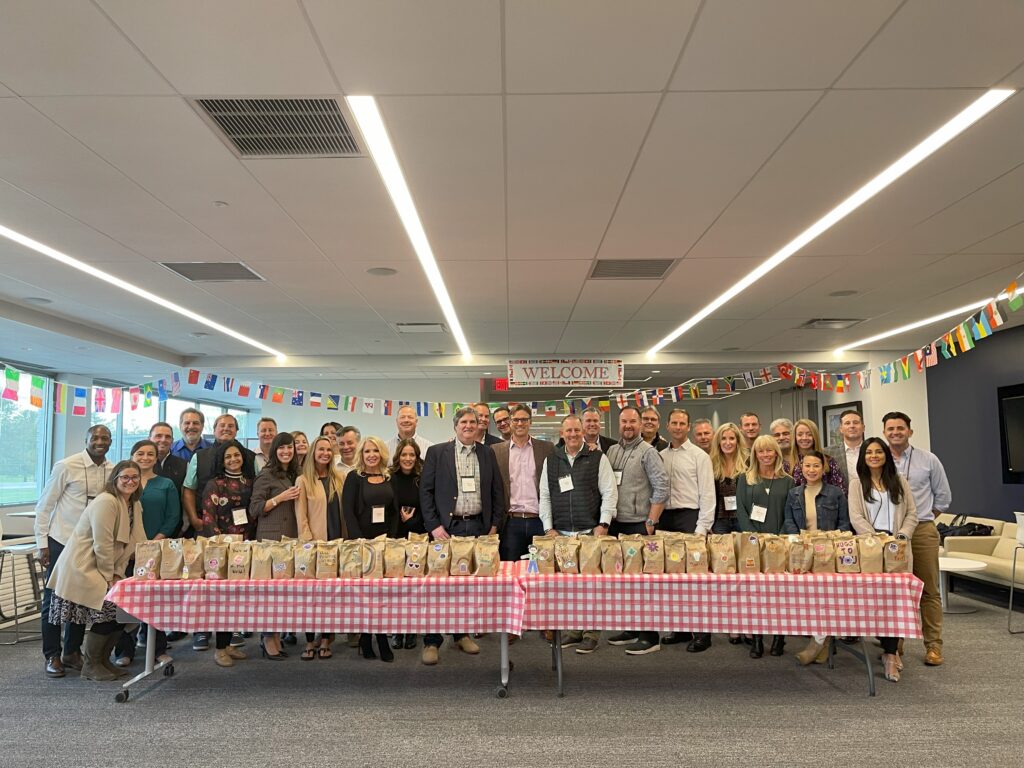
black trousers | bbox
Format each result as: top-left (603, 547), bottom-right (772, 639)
top-left (40, 536), bottom-right (85, 660)
top-left (608, 520), bottom-right (647, 536)
top-left (660, 508), bottom-right (698, 533)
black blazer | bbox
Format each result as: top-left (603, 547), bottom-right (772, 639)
top-left (420, 440), bottom-right (506, 534)
top-left (481, 433), bottom-right (504, 446)
top-left (155, 454), bottom-right (188, 496)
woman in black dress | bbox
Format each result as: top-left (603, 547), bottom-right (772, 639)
top-left (342, 436), bottom-right (399, 662)
top-left (388, 438), bottom-right (424, 650)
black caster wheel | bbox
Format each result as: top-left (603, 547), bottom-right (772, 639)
top-left (163, 664), bottom-right (175, 677)
top-left (508, 660), bottom-right (514, 672)
top-left (114, 690), bottom-right (129, 703)
top-left (495, 686), bottom-right (508, 699)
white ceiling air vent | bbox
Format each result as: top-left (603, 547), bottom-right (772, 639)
top-left (798, 318), bottom-right (863, 330)
top-left (161, 262), bottom-right (265, 282)
top-left (394, 323), bottom-right (448, 334)
top-left (589, 259), bottom-right (676, 279)
top-left (195, 98), bottom-right (360, 157)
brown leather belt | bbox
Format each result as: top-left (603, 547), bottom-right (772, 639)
top-left (507, 512), bottom-right (539, 519)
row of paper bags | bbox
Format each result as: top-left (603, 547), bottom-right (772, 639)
top-left (134, 532), bottom-right (502, 580)
top-left (531, 530), bottom-right (910, 575)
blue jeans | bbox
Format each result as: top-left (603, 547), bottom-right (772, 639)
top-left (500, 516), bottom-right (543, 561)
top-left (41, 536), bottom-right (85, 661)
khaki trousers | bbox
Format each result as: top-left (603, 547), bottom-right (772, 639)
top-left (911, 521), bottom-right (942, 649)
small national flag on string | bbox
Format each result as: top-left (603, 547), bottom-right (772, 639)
top-left (793, 368), bottom-right (806, 388)
top-left (835, 376), bottom-right (846, 394)
top-left (938, 336), bottom-right (952, 360)
top-left (362, 398), bottom-right (377, 415)
top-left (187, 369), bottom-right (200, 385)
top-left (203, 373), bottom-right (217, 391)
top-left (309, 392), bottom-right (322, 408)
top-left (857, 369), bottom-right (871, 390)
top-left (759, 367), bottom-right (774, 383)
top-left (1006, 280), bottom-right (1023, 311)
top-left (598, 399), bottom-right (611, 413)
top-left (923, 343), bottom-right (938, 367)
top-left (545, 401), bottom-right (557, 416)
top-left (723, 376), bottom-right (736, 392)
top-left (651, 389), bottom-right (664, 405)
top-left (970, 315), bottom-right (986, 341)
top-left (2, 367), bottom-right (20, 401)
top-left (54, 383), bottom-right (67, 414)
top-left (143, 383), bottom-right (153, 407)
top-left (822, 374), bottom-right (833, 391)
top-left (258, 384), bottom-right (270, 400)
top-left (434, 402), bottom-right (445, 419)
top-left (672, 386), bottom-right (685, 402)
top-left (956, 323), bottom-right (973, 352)
top-left (237, 382), bottom-right (251, 398)
top-left (343, 396), bottom-right (358, 413)
top-left (222, 377), bottom-right (235, 393)
top-left (93, 387), bottom-right (107, 413)
top-left (416, 401), bottom-right (429, 417)
top-left (706, 380), bottom-right (717, 396)
top-left (326, 394), bottom-right (339, 410)
top-left (741, 372), bottom-right (755, 388)
top-left (110, 388), bottom-right (122, 414)
top-left (899, 356), bottom-right (911, 380)
top-left (383, 399), bottom-right (394, 416)
top-left (291, 389), bottom-right (304, 406)
top-left (271, 388), bottom-right (285, 404)
top-left (808, 373), bottom-right (820, 391)
top-left (30, 375), bottom-right (45, 408)
top-left (777, 363), bottom-right (794, 380)
top-left (157, 379), bottom-right (169, 401)
top-left (913, 349), bottom-right (925, 372)
top-left (636, 391), bottom-right (649, 407)
top-left (977, 310), bottom-right (993, 338)
top-left (171, 372), bottom-right (181, 396)
top-left (880, 364), bottom-right (892, 385)
top-left (129, 386), bottom-right (140, 410)
top-left (72, 386), bottom-right (88, 416)
top-left (689, 385), bottom-right (700, 400)
top-left (615, 394), bottom-right (628, 409)
top-left (986, 300), bottom-right (1005, 328)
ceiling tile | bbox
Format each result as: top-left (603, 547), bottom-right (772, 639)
top-left (633, 257), bottom-right (761, 321)
top-left (555, 322), bottom-right (624, 355)
top-left (963, 219), bottom-right (1024, 254)
top-left (506, 260), bottom-right (591, 322)
top-left (509, 321), bottom-right (567, 353)
top-left (570, 280), bottom-right (660, 322)
top-left (439, 260), bottom-right (508, 323)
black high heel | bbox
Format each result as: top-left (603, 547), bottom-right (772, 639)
top-left (391, 634), bottom-right (404, 650)
top-left (260, 642), bottom-right (286, 661)
top-left (358, 633), bottom-right (376, 659)
top-left (404, 634), bottom-right (417, 650)
top-left (749, 635), bottom-right (764, 658)
top-left (377, 634), bottom-right (394, 663)
top-left (770, 635), bottom-right (786, 656)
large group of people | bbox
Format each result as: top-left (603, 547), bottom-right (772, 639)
top-left (33, 399), bottom-right (950, 685)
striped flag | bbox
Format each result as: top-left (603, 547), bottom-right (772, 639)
top-left (54, 383), bottom-right (67, 414)
top-left (309, 392), bottom-right (322, 408)
top-left (258, 384), bottom-right (270, 400)
top-left (291, 389), bottom-right (304, 406)
top-left (187, 369), bottom-right (200, 385)
top-left (668, 387), bottom-right (679, 403)
top-left (237, 382), bottom-right (251, 398)
top-left (93, 386), bottom-right (106, 413)
top-left (857, 369), bottom-right (871, 390)
top-left (545, 401), bottom-right (557, 415)
top-left (29, 375), bottom-right (44, 408)
top-left (343, 396), bottom-right (358, 412)
top-left (416, 401), bottom-right (429, 417)
top-left (689, 385), bottom-right (699, 399)
top-left (171, 372), bottom-right (181, 395)
top-left (2, 368), bottom-right (19, 401)
top-left (741, 372), bottom-right (755, 388)
top-left (706, 380), bottom-right (717, 396)
top-left (326, 394), bottom-right (339, 410)
top-left (433, 402), bottom-right (445, 418)
top-left (1007, 280), bottom-right (1023, 311)
top-left (835, 376), bottom-right (846, 394)
top-left (72, 386), bottom-right (87, 416)
top-left (110, 388), bottom-right (122, 414)
top-left (383, 399), bottom-right (394, 416)
top-left (987, 300), bottom-right (1005, 327)
top-left (222, 377), bottom-right (234, 393)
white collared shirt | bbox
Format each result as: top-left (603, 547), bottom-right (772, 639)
top-left (385, 433), bottom-right (433, 461)
top-left (34, 450), bottom-right (114, 549)
top-left (843, 440), bottom-right (862, 481)
top-left (660, 439), bottom-right (716, 534)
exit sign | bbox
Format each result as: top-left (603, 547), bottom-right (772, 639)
top-left (494, 378), bottom-right (509, 391)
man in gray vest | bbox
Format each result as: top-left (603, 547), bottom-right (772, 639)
top-left (539, 414), bottom-right (617, 655)
top-left (606, 406), bottom-right (669, 655)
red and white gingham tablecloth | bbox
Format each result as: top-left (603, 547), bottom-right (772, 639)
top-left (517, 564), bottom-right (924, 638)
top-left (107, 562), bottom-right (525, 635)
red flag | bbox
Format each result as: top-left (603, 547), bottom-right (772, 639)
top-left (923, 342), bottom-right (938, 367)
top-left (187, 368), bottom-right (200, 385)
top-left (777, 363), bottom-right (794, 380)
top-left (913, 349), bottom-right (925, 372)
top-left (237, 382), bottom-right (251, 398)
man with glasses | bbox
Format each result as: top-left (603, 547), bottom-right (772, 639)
top-left (640, 407), bottom-right (669, 451)
top-left (492, 406), bottom-right (513, 442)
top-left (34, 425), bottom-right (113, 678)
top-left (492, 404), bottom-right (554, 561)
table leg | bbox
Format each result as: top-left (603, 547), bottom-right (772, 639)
top-left (496, 632), bottom-right (510, 698)
top-left (941, 571), bottom-right (978, 615)
top-left (552, 631), bottom-right (564, 698)
top-left (830, 637), bottom-right (877, 697)
top-left (117, 623), bottom-right (174, 703)
top-left (1010, 547), bottom-right (1024, 635)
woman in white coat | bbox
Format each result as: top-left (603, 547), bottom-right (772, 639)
top-left (47, 460), bottom-right (145, 681)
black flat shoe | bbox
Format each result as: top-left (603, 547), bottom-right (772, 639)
top-left (404, 634), bottom-right (417, 650)
top-left (686, 634), bottom-right (712, 653)
top-left (660, 632), bottom-right (693, 645)
top-left (749, 636), bottom-right (764, 658)
top-left (358, 634), bottom-right (376, 659)
top-left (728, 635), bottom-right (744, 645)
top-left (282, 633), bottom-right (298, 646)
top-left (391, 634), bottom-right (404, 650)
top-left (377, 634), bottom-right (394, 663)
top-left (769, 635), bottom-right (786, 657)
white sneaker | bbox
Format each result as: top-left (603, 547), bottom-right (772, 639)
top-left (114, 656), bottom-right (132, 667)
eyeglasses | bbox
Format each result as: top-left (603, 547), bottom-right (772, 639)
top-left (494, 417), bottom-right (511, 424)
top-left (511, 417), bottom-right (530, 424)
top-left (117, 475), bottom-right (141, 484)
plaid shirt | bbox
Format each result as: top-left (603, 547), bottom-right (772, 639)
top-left (454, 442), bottom-right (482, 517)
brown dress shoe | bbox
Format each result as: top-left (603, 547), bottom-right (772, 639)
top-left (925, 647), bottom-right (944, 666)
top-left (60, 651), bottom-right (83, 671)
top-left (45, 657), bottom-right (65, 678)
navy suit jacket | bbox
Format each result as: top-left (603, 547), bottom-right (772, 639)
top-left (420, 440), bottom-right (506, 533)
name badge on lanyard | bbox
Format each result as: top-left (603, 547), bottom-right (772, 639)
top-left (558, 475), bottom-right (574, 492)
top-left (232, 508), bottom-right (248, 526)
top-left (372, 506), bottom-right (385, 524)
top-left (461, 476), bottom-right (476, 493)
top-left (724, 495), bottom-right (737, 511)
top-left (751, 505), bottom-right (768, 523)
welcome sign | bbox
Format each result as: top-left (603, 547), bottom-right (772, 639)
top-left (507, 359), bottom-right (624, 388)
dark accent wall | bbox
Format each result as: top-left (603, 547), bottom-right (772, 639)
top-left (927, 322), bottom-right (1024, 521)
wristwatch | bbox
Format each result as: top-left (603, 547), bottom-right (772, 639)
top-left (645, 518), bottom-right (657, 528)
top-left (595, 523), bottom-right (609, 530)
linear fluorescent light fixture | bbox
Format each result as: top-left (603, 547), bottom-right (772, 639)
top-left (0, 223), bottom-right (287, 361)
top-left (346, 95), bottom-right (472, 361)
top-left (834, 292), bottom-right (1009, 353)
top-left (646, 88), bottom-right (1015, 357)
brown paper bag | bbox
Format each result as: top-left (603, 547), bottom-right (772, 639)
top-left (210, 533), bottom-right (243, 544)
top-left (404, 536), bottom-right (429, 578)
top-left (449, 536), bottom-right (476, 577)
top-left (737, 533), bottom-right (761, 574)
top-left (473, 534), bottom-right (500, 577)
top-left (554, 537), bottom-right (581, 574)
top-left (181, 538), bottom-right (205, 580)
top-left (578, 536), bottom-right (603, 575)
top-left (383, 539), bottom-right (406, 578)
top-left (158, 538), bottom-right (184, 580)
top-left (811, 536), bottom-right (836, 573)
top-left (787, 536), bottom-right (814, 574)
top-left (426, 540), bottom-right (451, 578)
top-left (834, 537), bottom-right (860, 573)
top-left (709, 533), bottom-right (736, 574)
top-left (857, 534), bottom-right (884, 574)
top-left (641, 536), bottom-right (665, 574)
top-left (601, 536), bottom-right (623, 574)
top-left (250, 542), bottom-right (273, 579)
top-left (134, 541), bottom-right (162, 580)
top-left (338, 540), bottom-right (362, 578)
top-left (363, 537), bottom-right (385, 579)
top-left (682, 534), bottom-right (709, 574)
top-left (314, 541), bottom-right (338, 579)
top-left (619, 534), bottom-right (644, 575)
top-left (883, 536), bottom-right (911, 574)
top-left (531, 536), bottom-right (556, 574)
top-left (293, 540), bottom-right (317, 579)
top-left (227, 541), bottom-right (251, 580)
top-left (270, 542), bottom-right (295, 579)
top-left (204, 541), bottom-right (229, 580)
top-left (760, 535), bottom-right (788, 573)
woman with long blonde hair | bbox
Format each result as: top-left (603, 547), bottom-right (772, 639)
top-left (709, 423), bottom-right (749, 535)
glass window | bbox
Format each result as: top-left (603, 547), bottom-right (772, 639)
top-left (164, 398), bottom-right (192, 439)
top-left (120, 399), bottom-right (160, 459)
top-left (228, 408), bottom-right (249, 439)
top-left (0, 374), bottom-right (51, 506)
top-left (198, 403), bottom-right (222, 440)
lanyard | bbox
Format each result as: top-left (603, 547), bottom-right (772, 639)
top-left (613, 442), bottom-right (638, 473)
top-left (869, 489), bottom-right (891, 530)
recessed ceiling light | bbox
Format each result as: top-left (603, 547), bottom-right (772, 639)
top-left (829, 289), bottom-right (859, 297)
top-left (367, 267), bottom-right (398, 276)
top-left (189, 331), bottom-right (210, 339)
top-left (23, 296), bottom-right (52, 305)
top-left (651, 370), bottom-right (661, 373)
top-left (722, 347), bottom-right (741, 352)
top-left (646, 88), bottom-right (1015, 357)
top-left (347, 95), bottom-right (472, 361)
top-left (0, 224), bottom-right (287, 361)
top-left (142, 374), bottom-right (153, 379)
top-left (483, 372), bottom-right (492, 375)
top-left (213, 200), bottom-right (229, 208)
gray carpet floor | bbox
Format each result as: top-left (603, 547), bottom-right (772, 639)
top-left (1, 594), bottom-right (1022, 768)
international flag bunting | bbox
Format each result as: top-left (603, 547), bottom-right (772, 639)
top-left (309, 392), bottom-right (322, 408)
top-left (822, 374), bottom-right (833, 391)
top-left (383, 400), bottom-right (394, 416)
top-left (258, 384), bottom-right (270, 400)
top-left (945, 332), bottom-right (957, 357)
top-left (672, 386), bottom-right (685, 402)
top-left (986, 301), bottom-right (1004, 328)
top-left (223, 377), bottom-right (235, 393)
top-left (30, 375), bottom-right (44, 408)
top-left (794, 368), bottom-right (806, 388)
top-left (434, 402), bottom-right (445, 418)
top-left (93, 387), bottom-right (107, 413)
top-left (899, 356), bottom-right (911, 380)
top-left (977, 310), bottom-right (993, 338)
top-left (171, 372), bottom-right (181, 396)
top-left (157, 379), bottom-right (168, 401)
top-left (187, 369), bottom-right (200, 385)
top-left (706, 380), bottom-right (717, 396)
top-left (271, 388), bottom-right (285, 404)
top-left (110, 388), bottom-right (122, 414)
top-left (203, 373), bottom-right (217, 391)
top-left (291, 389), bottom-right (304, 406)
top-left (129, 386), bottom-right (140, 410)
top-left (741, 372), bottom-right (755, 388)
top-left (651, 389), bottom-right (664, 405)
top-left (808, 373), bottom-right (820, 391)
top-left (923, 343), bottom-right (938, 367)
top-left (689, 385), bottom-right (700, 400)
top-left (615, 394), bottom-right (628, 409)
top-left (835, 376), bottom-right (846, 394)
top-left (2, 368), bottom-right (19, 401)
top-left (416, 401), bottom-right (429, 417)
top-left (880, 364), bottom-right (892, 385)
top-left (143, 383), bottom-right (153, 407)
top-left (723, 376), bottom-right (736, 392)
top-left (237, 382), bottom-right (251, 398)
top-left (54, 383), bottom-right (67, 414)
top-left (343, 396), bottom-right (358, 412)
top-left (777, 363), bottom-right (794, 380)
top-left (326, 394), bottom-right (339, 410)
top-left (72, 387), bottom-right (87, 416)
top-left (635, 391), bottom-right (649, 407)
top-left (970, 315), bottom-right (986, 341)
top-left (759, 367), bottom-right (774, 383)
top-left (598, 400), bottom-right (611, 413)
top-left (562, 400), bottom-right (571, 414)
top-left (938, 336), bottom-right (952, 360)
top-left (1007, 280), bottom-right (1023, 311)
top-left (362, 399), bottom-right (377, 415)
top-left (955, 323), bottom-right (972, 353)
top-left (545, 401), bottom-right (557, 415)
top-left (913, 349), bottom-right (925, 372)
